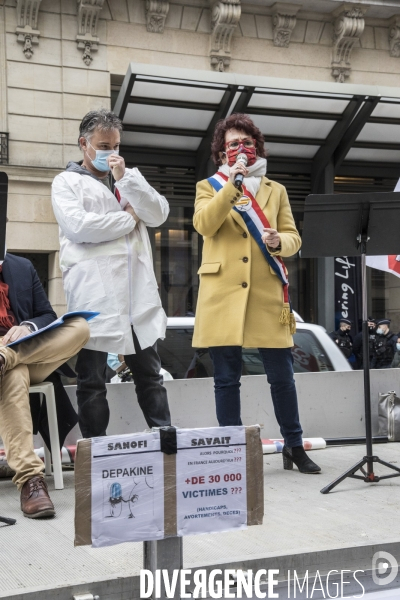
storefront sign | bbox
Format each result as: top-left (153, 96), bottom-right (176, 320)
top-left (91, 432), bottom-right (164, 548)
top-left (334, 256), bottom-right (361, 332)
top-left (176, 426), bottom-right (247, 536)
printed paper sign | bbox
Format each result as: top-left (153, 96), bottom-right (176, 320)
top-left (176, 426), bottom-right (247, 536)
top-left (91, 432), bottom-right (164, 547)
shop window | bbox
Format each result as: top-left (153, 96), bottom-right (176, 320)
top-left (154, 206), bottom-right (199, 317)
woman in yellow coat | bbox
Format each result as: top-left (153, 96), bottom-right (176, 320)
top-left (193, 113), bottom-right (320, 474)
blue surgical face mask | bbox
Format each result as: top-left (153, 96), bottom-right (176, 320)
top-left (376, 328), bottom-right (384, 335)
top-left (107, 353), bottom-right (123, 371)
top-left (86, 141), bottom-right (118, 172)
top-left (397, 343), bottom-right (400, 351)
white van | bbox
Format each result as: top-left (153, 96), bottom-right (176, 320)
top-left (158, 315), bottom-right (352, 380)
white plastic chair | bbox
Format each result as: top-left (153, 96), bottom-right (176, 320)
top-left (29, 382), bottom-right (64, 490)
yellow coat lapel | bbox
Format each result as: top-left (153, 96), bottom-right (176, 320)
top-left (256, 177), bottom-right (273, 210)
top-left (229, 176), bottom-right (272, 230)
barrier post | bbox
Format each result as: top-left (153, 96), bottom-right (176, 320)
top-left (143, 537), bottom-right (183, 600)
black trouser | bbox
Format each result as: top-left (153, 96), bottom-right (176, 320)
top-left (30, 370), bottom-right (79, 449)
top-left (75, 329), bottom-right (171, 438)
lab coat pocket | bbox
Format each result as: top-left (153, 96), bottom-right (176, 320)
top-left (65, 260), bottom-right (107, 308)
top-left (136, 252), bottom-right (161, 305)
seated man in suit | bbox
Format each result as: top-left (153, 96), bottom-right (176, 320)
top-left (0, 252), bottom-right (90, 518)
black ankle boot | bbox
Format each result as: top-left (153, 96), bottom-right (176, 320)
top-left (282, 445), bottom-right (321, 474)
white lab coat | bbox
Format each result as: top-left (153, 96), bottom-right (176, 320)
top-left (51, 168), bottom-right (169, 354)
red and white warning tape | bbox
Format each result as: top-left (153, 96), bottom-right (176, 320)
top-left (0, 440), bottom-right (326, 473)
top-left (262, 438), bottom-right (326, 454)
top-left (0, 445), bottom-right (77, 475)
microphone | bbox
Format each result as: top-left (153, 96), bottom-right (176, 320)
top-left (234, 153), bottom-right (247, 189)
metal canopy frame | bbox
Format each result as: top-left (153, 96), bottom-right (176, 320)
top-left (115, 63), bottom-right (400, 183)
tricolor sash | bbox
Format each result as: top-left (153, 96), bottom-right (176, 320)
top-left (207, 171), bottom-right (295, 333)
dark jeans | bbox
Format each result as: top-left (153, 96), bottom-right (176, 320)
top-left (75, 329), bottom-right (171, 438)
top-left (209, 346), bottom-right (303, 447)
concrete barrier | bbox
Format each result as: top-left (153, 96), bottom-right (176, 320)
top-left (63, 369), bottom-right (400, 444)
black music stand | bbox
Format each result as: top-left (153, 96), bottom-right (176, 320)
top-left (301, 191), bottom-right (400, 494)
top-left (0, 172), bottom-right (16, 525)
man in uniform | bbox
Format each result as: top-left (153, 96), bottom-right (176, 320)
top-left (353, 318), bottom-right (376, 369)
top-left (371, 318), bottom-right (397, 369)
top-left (329, 318), bottom-right (354, 365)
top-left (391, 334), bottom-right (400, 368)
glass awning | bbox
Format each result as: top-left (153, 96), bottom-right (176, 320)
top-left (114, 63), bottom-right (400, 179)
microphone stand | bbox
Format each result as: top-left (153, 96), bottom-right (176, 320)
top-left (321, 231), bottom-right (400, 493)
top-left (301, 190), bottom-right (400, 495)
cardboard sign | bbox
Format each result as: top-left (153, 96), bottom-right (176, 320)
top-left (176, 426), bottom-right (247, 536)
top-left (75, 426), bottom-right (263, 547)
top-left (91, 432), bottom-right (165, 547)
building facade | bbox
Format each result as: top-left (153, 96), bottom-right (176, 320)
top-left (1, 0), bottom-right (400, 331)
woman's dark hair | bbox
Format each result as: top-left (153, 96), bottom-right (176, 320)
top-left (211, 113), bottom-right (266, 165)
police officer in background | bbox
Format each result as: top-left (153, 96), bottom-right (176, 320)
top-left (371, 319), bottom-right (397, 369)
top-left (329, 318), bottom-right (354, 364)
top-left (391, 334), bottom-right (400, 368)
top-left (353, 317), bottom-right (376, 369)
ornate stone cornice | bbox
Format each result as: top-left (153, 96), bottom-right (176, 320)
top-left (76, 0), bottom-right (105, 66)
top-left (389, 16), bottom-right (400, 58)
top-left (15, 0), bottom-right (43, 59)
top-left (210, 0), bottom-right (241, 72)
top-left (146, 0), bottom-right (169, 34)
top-left (271, 3), bottom-right (301, 48)
top-left (331, 4), bottom-right (366, 83)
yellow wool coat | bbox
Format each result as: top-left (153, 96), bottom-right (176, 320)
top-left (192, 176), bottom-right (301, 348)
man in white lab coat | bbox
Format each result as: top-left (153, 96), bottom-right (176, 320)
top-left (51, 109), bottom-right (171, 437)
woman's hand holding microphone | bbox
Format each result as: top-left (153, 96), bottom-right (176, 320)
top-left (227, 150), bottom-right (280, 250)
top-left (229, 161), bottom-right (248, 186)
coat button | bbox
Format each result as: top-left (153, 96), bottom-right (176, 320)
top-left (236, 192), bottom-right (241, 198)
top-left (243, 257), bottom-right (248, 263)
top-left (242, 282), bottom-right (248, 288)
top-left (242, 232), bottom-right (248, 238)
top-left (230, 200), bottom-right (235, 204)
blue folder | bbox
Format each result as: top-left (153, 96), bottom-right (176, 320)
top-left (5, 311), bottom-right (99, 348)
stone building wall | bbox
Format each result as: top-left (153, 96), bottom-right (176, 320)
top-left (106, 0), bottom-right (400, 85)
top-left (1, 0), bottom-right (400, 315)
top-left (1, 0), bottom-right (111, 314)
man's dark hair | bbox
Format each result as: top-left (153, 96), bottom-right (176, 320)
top-left (78, 109), bottom-right (123, 146)
top-left (211, 113), bottom-right (266, 166)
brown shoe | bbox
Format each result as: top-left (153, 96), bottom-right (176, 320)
top-left (20, 476), bottom-right (55, 518)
